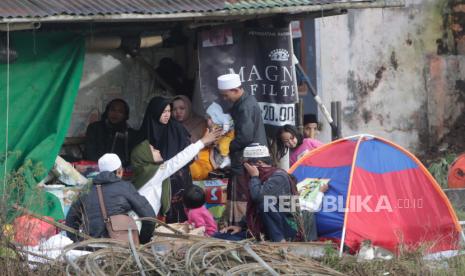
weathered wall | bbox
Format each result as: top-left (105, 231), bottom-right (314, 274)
top-left (67, 48), bottom-right (176, 137)
top-left (315, 0), bottom-right (465, 154)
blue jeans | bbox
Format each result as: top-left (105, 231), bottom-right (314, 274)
top-left (260, 207), bottom-right (296, 242)
top-left (212, 230), bottom-right (248, 241)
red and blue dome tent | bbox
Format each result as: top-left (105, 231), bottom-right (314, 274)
top-left (289, 134), bottom-right (463, 256)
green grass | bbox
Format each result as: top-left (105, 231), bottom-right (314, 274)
top-left (455, 209), bottom-right (465, 221)
top-left (427, 153), bottom-right (457, 188)
top-left (318, 243), bottom-right (465, 275)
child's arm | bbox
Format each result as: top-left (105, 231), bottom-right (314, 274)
top-left (192, 215), bottom-right (207, 228)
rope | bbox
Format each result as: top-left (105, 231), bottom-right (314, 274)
top-left (3, 22), bottom-right (10, 200)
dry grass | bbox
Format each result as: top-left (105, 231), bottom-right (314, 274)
top-left (320, 241), bottom-right (465, 275)
top-left (1, 156), bottom-right (464, 274)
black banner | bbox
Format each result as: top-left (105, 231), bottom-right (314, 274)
top-left (198, 27), bottom-right (298, 127)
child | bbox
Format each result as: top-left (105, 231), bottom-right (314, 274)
top-left (206, 102), bottom-right (234, 168)
top-left (303, 114), bottom-right (320, 139)
top-left (189, 102), bottom-right (234, 180)
top-left (183, 185), bottom-right (218, 236)
top-left (276, 124), bottom-right (324, 166)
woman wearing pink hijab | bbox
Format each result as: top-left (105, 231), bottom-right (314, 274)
top-left (172, 95), bottom-right (208, 142)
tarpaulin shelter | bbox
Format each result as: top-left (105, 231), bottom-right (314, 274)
top-left (0, 32), bottom-right (85, 220)
top-left (289, 134), bottom-right (462, 255)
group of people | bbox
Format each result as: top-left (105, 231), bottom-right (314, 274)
top-left (67, 73), bottom-right (327, 244)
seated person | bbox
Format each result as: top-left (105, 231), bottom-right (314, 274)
top-left (183, 185), bottom-right (218, 236)
top-left (276, 124), bottom-right (324, 167)
top-left (189, 102), bottom-right (234, 180)
top-left (303, 114), bottom-right (320, 139)
top-left (214, 144), bottom-right (299, 242)
top-left (172, 95), bottom-right (208, 143)
top-left (131, 128), bottom-right (222, 216)
top-left (85, 99), bottom-right (136, 166)
top-left (66, 154), bottom-right (155, 244)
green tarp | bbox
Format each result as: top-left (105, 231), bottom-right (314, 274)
top-left (0, 32), bottom-right (85, 220)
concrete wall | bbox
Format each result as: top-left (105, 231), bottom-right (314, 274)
top-left (67, 47), bottom-right (175, 137)
top-left (68, 1), bottom-right (465, 156)
top-left (314, 0), bottom-right (465, 154)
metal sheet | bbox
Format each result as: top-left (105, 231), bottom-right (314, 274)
top-left (0, 0), bottom-right (371, 19)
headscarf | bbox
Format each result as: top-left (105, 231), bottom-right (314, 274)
top-left (131, 140), bottom-right (171, 215)
top-left (173, 95), bottom-right (207, 142)
top-left (139, 96), bottom-right (191, 160)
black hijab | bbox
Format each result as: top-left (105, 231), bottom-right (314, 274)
top-left (139, 96), bottom-right (191, 160)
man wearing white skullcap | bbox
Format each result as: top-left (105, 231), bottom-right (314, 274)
top-left (66, 153), bottom-right (156, 244)
top-left (215, 143), bottom-right (300, 242)
top-left (98, 153), bottom-right (122, 172)
top-left (216, 73), bottom-right (268, 226)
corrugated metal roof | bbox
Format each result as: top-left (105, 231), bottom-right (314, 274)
top-left (0, 0), bottom-right (224, 18)
top-left (226, 0), bottom-right (345, 9)
top-left (0, 0), bottom-right (403, 22)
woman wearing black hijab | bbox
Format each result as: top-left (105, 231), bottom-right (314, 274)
top-left (137, 96), bottom-right (193, 223)
top-left (85, 98), bottom-right (136, 166)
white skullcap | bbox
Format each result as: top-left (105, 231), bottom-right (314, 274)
top-left (217, 73), bottom-right (241, 90)
top-left (243, 143), bottom-right (270, 158)
top-left (98, 153), bottom-right (122, 172)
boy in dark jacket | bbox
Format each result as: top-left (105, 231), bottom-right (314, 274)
top-left (66, 153), bottom-right (155, 243)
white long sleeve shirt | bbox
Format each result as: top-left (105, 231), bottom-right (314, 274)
top-left (138, 140), bottom-right (205, 215)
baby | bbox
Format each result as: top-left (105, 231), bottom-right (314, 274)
top-left (206, 102), bottom-right (234, 169)
top-left (189, 102), bottom-right (235, 180)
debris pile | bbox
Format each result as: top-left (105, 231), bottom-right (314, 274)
top-left (61, 236), bottom-right (343, 275)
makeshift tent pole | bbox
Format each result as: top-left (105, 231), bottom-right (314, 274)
top-left (292, 55), bottom-right (337, 135)
top-left (339, 135), bottom-right (363, 257)
top-left (85, 35), bottom-right (163, 50)
top-left (330, 101), bottom-right (342, 140)
top-left (2, 23), bottom-right (10, 201)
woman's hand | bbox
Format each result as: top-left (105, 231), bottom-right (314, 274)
top-left (319, 183), bottom-right (329, 193)
top-left (200, 128), bottom-right (222, 146)
top-left (244, 162), bottom-right (259, 177)
top-left (220, 225), bottom-right (242, 234)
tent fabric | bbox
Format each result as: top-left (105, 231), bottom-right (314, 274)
top-left (0, 32), bottom-right (85, 220)
top-left (289, 135), bottom-right (461, 254)
top-left (294, 139), bottom-right (357, 168)
top-left (356, 140), bottom-right (418, 173)
top-left (293, 166), bottom-right (351, 238)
